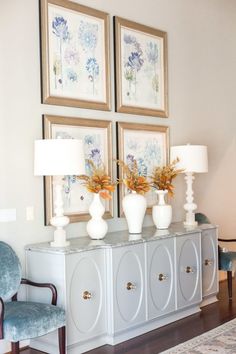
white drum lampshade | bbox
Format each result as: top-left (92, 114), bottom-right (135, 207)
top-left (34, 139), bottom-right (85, 247)
top-left (170, 144), bottom-right (208, 226)
top-left (170, 145), bottom-right (208, 173)
top-left (34, 139), bottom-right (85, 176)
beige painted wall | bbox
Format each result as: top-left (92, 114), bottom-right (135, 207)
top-left (0, 0), bottom-right (236, 352)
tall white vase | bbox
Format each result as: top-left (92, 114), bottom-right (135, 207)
top-left (152, 189), bottom-right (172, 229)
top-left (122, 191), bottom-right (147, 234)
top-left (86, 193), bottom-right (108, 240)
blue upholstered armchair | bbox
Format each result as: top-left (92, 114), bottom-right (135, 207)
top-left (195, 213), bottom-right (236, 300)
top-left (0, 241), bottom-right (66, 354)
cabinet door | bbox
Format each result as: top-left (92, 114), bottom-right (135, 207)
top-left (202, 228), bottom-right (218, 297)
top-left (108, 243), bottom-right (145, 333)
top-left (176, 233), bottom-right (202, 309)
top-left (66, 249), bottom-right (106, 346)
top-left (147, 238), bottom-right (175, 319)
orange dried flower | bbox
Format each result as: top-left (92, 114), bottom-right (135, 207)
top-left (150, 158), bottom-right (184, 197)
top-left (117, 159), bottom-right (150, 195)
top-left (77, 160), bottom-right (116, 200)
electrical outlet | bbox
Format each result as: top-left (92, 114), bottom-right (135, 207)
top-left (26, 206), bottom-right (34, 221)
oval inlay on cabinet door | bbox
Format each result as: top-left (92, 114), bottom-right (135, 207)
top-left (178, 239), bottom-right (199, 302)
top-left (115, 250), bottom-right (143, 323)
top-left (149, 244), bottom-right (174, 311)
top-left (202, 232), bottom-right (217, 294)
top-left (70, 256), bottom-right (102, 333)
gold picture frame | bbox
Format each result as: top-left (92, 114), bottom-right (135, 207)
top-left (40, 0), bottom-right (111, 110)
top-left (44, 115), bottom-right (113, 224)
top-left (117, 122), bottom-right (169, 216)
top-left (114, 16), bottom-right (168, 117)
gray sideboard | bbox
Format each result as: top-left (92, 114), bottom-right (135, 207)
top-left (25, 223), bottom-right (218, 354)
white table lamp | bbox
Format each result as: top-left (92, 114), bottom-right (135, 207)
top-left (34, 139), bottom-right (85, 247)
top-left (170, 145), bottom-right (208, 227)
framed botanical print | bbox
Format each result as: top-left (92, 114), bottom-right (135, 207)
top-left (40, 0), bottom-right (111, 110)
top-left (117, 122), bottom-right (169, 216)
top-left (43, 115), bottom-right (113, 224)
top-left (114, 16), bottom-right (168, 117)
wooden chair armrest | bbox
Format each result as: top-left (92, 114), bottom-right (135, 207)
top-left (218, 238), bottom-right (236, 243)
top-left (0, 297), bottom-right (4, 339)
top-left (21, 278), bottom-right (57, 305)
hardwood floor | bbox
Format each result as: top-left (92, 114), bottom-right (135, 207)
top-left (22, 279), bottom-right (236, 354)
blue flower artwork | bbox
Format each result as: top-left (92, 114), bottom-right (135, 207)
top-left (67, 69), bottom-right (78, 82)
top-left (78, 21), bottom-right (98, 51)
top-left (146, 42), bottom-right (158, 64)
top-left (52, 16), bottom-right (69, 41)
top-left (48, 5), bottom-right (105, 102)
top-left (56, 131), bottom-right (104, 198)
top-left (126, 154), bottom-right (148, 177)
top-left (121, 26), bottom-right (163, 109)
top-left (123, 128), bottom-right (167, 207)
top-left (126, 52), bottom-right (144, 72)
top-left (86, 57), bottom-right (99, 94)
top-left (51, 123), bottom-right (110, 221)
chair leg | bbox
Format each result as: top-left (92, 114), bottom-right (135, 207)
top-left (11, 342), bottom-right (19, 354)
top-left (227, 271), bottom-right (233, 300)
top-left (58, 326), bottom-right (66, 354)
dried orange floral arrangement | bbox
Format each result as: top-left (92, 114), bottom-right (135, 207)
top-left (77, 160), bottom-right (116, 200)
top-left (117, 159), bottom-right (150, 195)
top-left (149, 158), bottom-right (183, 197)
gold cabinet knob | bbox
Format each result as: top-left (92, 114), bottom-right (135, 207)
top-left (185, 266), bottom-right (194, 273)
top-left (83, 290), bottom-right (92, 300)
top-left (158, 273), bottom-right (168, 281)
top-left (204, 259), bottom-right (213, 266)
top-left (126, 282), bottom-right (136, 290)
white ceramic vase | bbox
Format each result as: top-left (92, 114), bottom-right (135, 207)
top-left (122, 191), bottom-right (147, 234)
top-left (86, 193), bottom-right (108, 240)
top-left (152, 189), bottom-right (172, 229)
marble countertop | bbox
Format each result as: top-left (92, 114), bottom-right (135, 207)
top-left (25, 222), bottom-right (217, 255)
